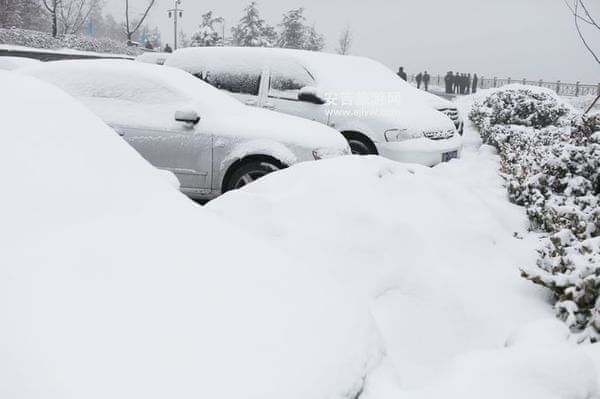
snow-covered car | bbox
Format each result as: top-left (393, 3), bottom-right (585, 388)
top-left (166, 47), bottom-right (462, 166)
top-left (0, 55), bottom-right (41, 70)
top-left (401, 83), bottom-right (464, 135)
top-left (135, 51), bottom-right (171, 65)
top-left (20, 60), bottom-right (350, 200)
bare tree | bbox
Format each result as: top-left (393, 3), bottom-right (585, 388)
top-left (563, 0), bottom-right (600, 112)
top-left (336, 25), bottom-right (353, 55)
top-left (42, 0), bottom-right (61, 37)
top-left (0, 0), bottom-right (24, 28)
top-left (59, 0), bottom-right (100, 34)
top-left (125, 0), bottom-right (156, 43)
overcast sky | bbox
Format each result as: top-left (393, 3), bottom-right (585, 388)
top-left (108, 0), bottom-right (600, 83)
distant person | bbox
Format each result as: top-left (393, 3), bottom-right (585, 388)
top-left (452, 73), bottom-right (459, 94)
top-left (466, 73), bottom-right (472, 95)
top-left (472, 73), bottom-right (479, 94)
top-left (415, 72), bottom-right (423, 89)
top-left (444, 71), bottom-right (453, 94)
top-left (163, 43), bottom-right (173, 53)
top-left (397, 66), bottom-right (407, 81)
top-left (145, 41), bottom-right (154, 50)
top-left (423, 71), bottom-right (430, 91)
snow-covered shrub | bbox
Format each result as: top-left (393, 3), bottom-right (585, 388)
top-left (0, 27), bottom-right (141, 56)
top-left (470, 86), bottom-right (572, 129)
top-left (470, 86), bottom-right (600, 342)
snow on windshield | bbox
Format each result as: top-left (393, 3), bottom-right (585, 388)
top-left (21, 59), bottom-right (243, 111)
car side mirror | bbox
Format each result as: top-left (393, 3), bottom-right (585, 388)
top-left (175, 108), bottom-right (200, 125)
top-left (298, 86), bottom-right (326, 105)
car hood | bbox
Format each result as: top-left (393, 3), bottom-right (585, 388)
top-left (326, 94), bottom-right (456, 138)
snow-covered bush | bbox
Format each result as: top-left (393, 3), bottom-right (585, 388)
top-left (470, 86), bottom-right (600, 342)
top-left (469, 86), bottom-right (572, 129)
top-left (0, 27), bottom-right (141, 56)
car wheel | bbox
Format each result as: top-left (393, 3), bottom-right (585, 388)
top-left (224, 161), bottom-right (280, 191)
top-left (348, 139), bottom-right (372, 155)
top-left (342, 132), bottom-right (378, 155)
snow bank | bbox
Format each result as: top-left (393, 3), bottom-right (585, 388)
top-left (208, 112), bottom-right (600, 397)
top-left (0, 71), bottom-right (381, 399)
top-left (2, 69), bottom-right (599, 398)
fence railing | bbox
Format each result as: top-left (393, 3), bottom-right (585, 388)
top-left (407, 74), bottom-right (600, 97)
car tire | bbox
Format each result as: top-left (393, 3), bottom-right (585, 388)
top-left (342, 132), bottom-right (378, 155)
top-left (223, 161), bottom-right (281, 192)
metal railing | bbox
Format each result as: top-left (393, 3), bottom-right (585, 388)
top-left (408, 75), bottom-right (600, 97)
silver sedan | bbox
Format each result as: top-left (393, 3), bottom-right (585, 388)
top-left (21, 60), bottom-right (350, 200)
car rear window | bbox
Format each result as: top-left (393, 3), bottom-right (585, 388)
top-left (194, 68), bottom-right (262, 96)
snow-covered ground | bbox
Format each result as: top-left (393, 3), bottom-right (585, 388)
top-left (566, 94), bottom-right (600, 113)
top-left (208, 93), bottom-right (600, 398)
top-left (1, 70), bottom-right (599, 398)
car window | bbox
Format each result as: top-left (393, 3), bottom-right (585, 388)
top-left (268, 60), bottom-right (316, 101)
top-left (193, 66), bottom-right (262, 96)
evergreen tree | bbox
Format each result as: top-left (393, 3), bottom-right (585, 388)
top-left (231, 2), bottom-right (276, 47)
top-left (304, 25), bottom-right (325, 51)
top-left (277, 8), bottom-right (325, 51)
top-left (277, 8), bottom-right (306, 49)
top-left (191, 11), bottom-right (223, 47)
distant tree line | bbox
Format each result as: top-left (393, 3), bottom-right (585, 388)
top-left (189, 3), bottom-right (330, 52)
top-left (0, 0), bottom-right (354, 55)
top-left (0, 0), bottom-right (162, 47)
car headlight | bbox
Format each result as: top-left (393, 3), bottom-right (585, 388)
top-left (384, 128), bottom-right (423, 142)
top-left (312, 147), bottom-right (350, 160)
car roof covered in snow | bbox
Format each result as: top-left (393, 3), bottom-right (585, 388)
top-left (135, 51), bottom-right (171, 65)
top-left (166, 46), bottom-right (453, 108)
top-left (0, 55), bottom-right (41, 70)
top-left (20, 58), bottom-right (243, 111)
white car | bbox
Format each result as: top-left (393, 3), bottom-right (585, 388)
top-left (0, 55), bottom-right (41, 70)
top-left (135, 52), bottom-right (171, 66)
top-left (166, 47), bottom-right (462, 166)
top-left (21, 60), bottom-right (350, 200)
top-left (401, 82), bottom-right (464, 135)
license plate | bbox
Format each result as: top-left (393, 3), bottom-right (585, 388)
top-left (442, 150), bottom-right (458, 162)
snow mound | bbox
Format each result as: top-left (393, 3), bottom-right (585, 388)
top-left (0, 71), bottom-right (382, 399)
top-left (208, 150), bottom-right (600, 396)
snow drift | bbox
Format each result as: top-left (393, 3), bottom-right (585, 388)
top-left (1, 70), bottom-right (599, 399)
top-left (0, 71), bottom-right (381, 399)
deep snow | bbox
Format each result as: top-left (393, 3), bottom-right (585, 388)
top-left (208, 94), bottom-right (600, 398)
top-left (0, 70), bottom-right (380, 399)
top-left (1, 70), bottom-right (599, 399)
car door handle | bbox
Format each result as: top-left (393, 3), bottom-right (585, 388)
top-left (263, 102), bottom-right (276, 110)
top-left (244, 99), bottom-right (258, 106)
